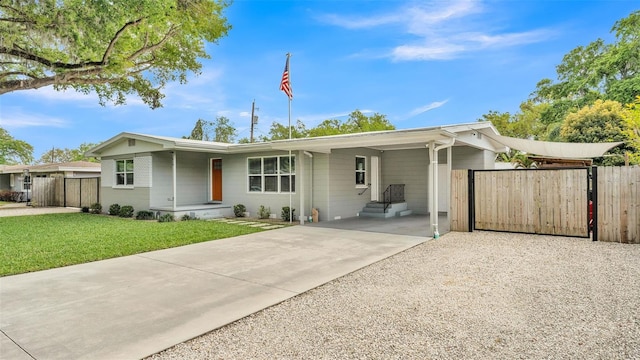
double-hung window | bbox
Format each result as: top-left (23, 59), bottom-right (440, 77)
top-left (248, 156), bottom-right (295, 193)
top-left (115, 159), bottom-right (134, 186)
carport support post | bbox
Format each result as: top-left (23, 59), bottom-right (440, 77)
top-left (428, 142), bottom-right (439, 238)
top-left (298, 150), bottom-right (305, 225)
top-left (172, 151), bottom-right (177, 212)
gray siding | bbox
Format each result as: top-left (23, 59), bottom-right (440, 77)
top-left (175, 151), bottom-right (210, 206)
top-left (220, 151), bottom-right (301, 219)
top-left (381, 148), bottom-right (429, 214)
top-left (327, 148), bottom-right (380, 220)
top-left (311, 153), bottom-right (330, 221)
top-left (0, 174), bottom-right (10, 190)
top-left (452, 146), bottom-right (491, 170)
top-left (150, 152), bottom-right (173, 208)
top-left (100, 187), bottom-right (151, 212)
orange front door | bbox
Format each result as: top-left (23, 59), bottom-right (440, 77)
top-left (211, 159), bottom-right (222, 201)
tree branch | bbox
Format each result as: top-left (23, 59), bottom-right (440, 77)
top-left (101, 17), bottom-right (145, 64)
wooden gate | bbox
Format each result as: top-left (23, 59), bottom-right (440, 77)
top-left (452, 168), bottom-right (590, 238)
top-left (30, 177), bottom-right (100, 208)
top-left (64, 178), bottom-right (100, 208)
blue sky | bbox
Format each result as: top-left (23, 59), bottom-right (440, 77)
top-left (0, 0), bottom-right (637, 161)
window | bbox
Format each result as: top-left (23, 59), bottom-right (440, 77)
top-left (248, 156), bottom-right (295, 193)
top-left (115, 159), bottom-right (134, 186)
top-left (23, 175), bottom-right (31, 190)
top-left (355, 156), bottom-right (366, 187)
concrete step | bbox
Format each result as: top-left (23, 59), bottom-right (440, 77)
top-left (397, 209), bottom-right (413, 217)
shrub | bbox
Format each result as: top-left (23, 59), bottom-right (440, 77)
top-left (258, 205), bottom-right (271, 219)
top-left (0, 191), bottom-right (21, 202)
top-left (281, 206), bottom-right (295, 222)
top-left (233, 204), bottom-right (246, 217)
top-left (158, 213), bottom-right (175, 222)
top-left (81, 207), bottom-right (90, 213)
top-left (119, 205), bottom-right (134, 218)
top-left (108, 204), bottom-right (121, 216)
top-left (89, 203), bottom-right (102, 214)
top-left (181, 214), bottom-right (199, 221)
top-left (136, 210), bottom-right (155, 220)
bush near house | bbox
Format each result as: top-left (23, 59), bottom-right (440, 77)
top-left (136, 210), bottom-right (155, 220)
top-left (89, 203), bottom-right (102, 214)
top-left (0, 191), bottom-right (21, 202)
top-left (258, 205), bottom-right (271, 219)
top-left (233, 204), bottom-right (246, 217)
top-left (281, 206), bottom-right (295, 221)
top-left (119, 205), bottom-right (134, 218)
top-left (108, 204), bottom-right (121, 216)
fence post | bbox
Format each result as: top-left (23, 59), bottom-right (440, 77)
top-left (467, 169), bottom-right (474, 232)
top-left (592, 166), bottom-right (598, 242)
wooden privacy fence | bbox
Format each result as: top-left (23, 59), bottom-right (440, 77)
top-left (450, 167), bottom-right (640, 243)
top-left (31, 177), bottom-right (57, 207)
top-left (595, 166), bottom-right (640, 243)
top-left (31, 177), bottom-right (100, 208)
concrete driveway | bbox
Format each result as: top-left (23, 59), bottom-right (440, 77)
top-left (0, 225), bottom-right (426, 360)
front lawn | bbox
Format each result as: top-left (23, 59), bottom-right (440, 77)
top-left (0, 213), bottom-right (265, 276)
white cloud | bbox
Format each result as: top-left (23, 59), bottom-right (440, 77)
top-left (408, 100), bottom-right (449, 117)
top-left (320, 0), bottom-right (553, 61)
top-left (0, 108), bottom-right (68, 128)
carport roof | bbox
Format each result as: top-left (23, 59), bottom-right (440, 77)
top-left (87, 122), bottom-right (504, 156)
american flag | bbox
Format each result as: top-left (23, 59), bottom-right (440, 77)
top-left (280, 55), bottom-right (292, 99)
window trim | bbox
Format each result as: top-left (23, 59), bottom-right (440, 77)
top-left (114, 159), bottom-right (134, 188)
top-left (355, 155), bottom-right (367, 188)
top-left (247, 155), bottom-right (296, 194)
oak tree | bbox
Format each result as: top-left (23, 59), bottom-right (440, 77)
top-left (0, 0), bottom-right (230, 108)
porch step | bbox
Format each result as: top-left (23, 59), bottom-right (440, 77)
top-left (360, 202), bottom-right (409, 218)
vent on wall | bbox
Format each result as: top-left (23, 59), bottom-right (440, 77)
top-left (128, 139), bottom-right (136, 147)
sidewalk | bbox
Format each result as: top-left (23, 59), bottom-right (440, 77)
top-left (0, 203), bottom-right (79, 217)
top-left (0, 225), bottom-right (426, 360)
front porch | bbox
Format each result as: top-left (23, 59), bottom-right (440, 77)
top-left (150, 204), bottom-right (233, 220)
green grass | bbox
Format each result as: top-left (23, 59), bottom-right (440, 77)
top-left (0, 213), bottom-right (266, 276)
top-left (0, 201), bottom-right (11, 206)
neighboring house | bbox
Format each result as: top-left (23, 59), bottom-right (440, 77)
top-left (0, 161), bottom-right (101, 201)
top-left (87, 122), bottom-right (505, 226)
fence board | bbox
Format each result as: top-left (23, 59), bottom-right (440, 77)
top-left (474, 169), bottom-right (588, 237)
top-left (32, 178), bottom-right (56, 206)
top-left (450, 170), bottom-right (469, 231)
top-left (597, 166), bottom-right (640, 243)
top-left (79, 178), bottom-right (99, 208)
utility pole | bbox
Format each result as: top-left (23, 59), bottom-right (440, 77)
top-left (250, 100), bottom-right (259, 143)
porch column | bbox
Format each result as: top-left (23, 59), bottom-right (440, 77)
top-left (172, 151), bottom-right (177, 211)
top-left (298, 150), bottom-right (305, 225)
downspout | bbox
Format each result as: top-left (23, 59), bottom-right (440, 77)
top-left (302, 151), bottom-right (313, 224)
top-left (429, 137), bottom-right (455, 239)
top-left (172, 151), bottom-right (177, 212)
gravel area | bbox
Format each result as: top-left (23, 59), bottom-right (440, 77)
top-left (148, 231), bottom-right (640, 359)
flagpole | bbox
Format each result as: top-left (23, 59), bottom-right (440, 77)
top-left (280, 52), bottom-right (293, 224)
top-left (287, 53), bottom-right (292, 224)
